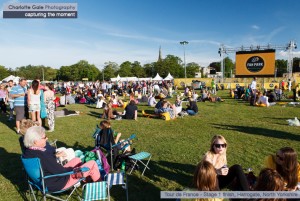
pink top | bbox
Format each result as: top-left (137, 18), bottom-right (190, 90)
top-left (0, 89), bottom-right (7, 98)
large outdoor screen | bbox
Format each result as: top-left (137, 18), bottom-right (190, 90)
top-left (235, 49), bottom-right (275, 77)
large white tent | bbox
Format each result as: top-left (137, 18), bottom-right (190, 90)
top-left (164, 73), bottom-right (174, 81)
top-left (138, 77), bottom-right (152, 81)
top-left (152, 73), bottom-right (163, 81)
top-left (2, 75), bottom-right (20, 83)
top-left (110, 76), bottom-right (138, 82)
top-left (110, 74), bottom-right (122, 82)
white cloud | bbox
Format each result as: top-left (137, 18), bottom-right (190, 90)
top-left (251, 25), bottom-right (260, 30)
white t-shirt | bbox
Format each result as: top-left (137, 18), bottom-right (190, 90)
top-left (258, 95), bottom-right (269, 107)
top-left (250, 80), bottom-right (257, 90)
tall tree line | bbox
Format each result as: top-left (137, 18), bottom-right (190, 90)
top-left (0, 56), bottom-right (297, 81)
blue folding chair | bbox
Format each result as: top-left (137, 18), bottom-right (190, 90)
top-left (128, 152), bottom-right (151, 176)
top-left (21, 156), bottom-right (89, 201)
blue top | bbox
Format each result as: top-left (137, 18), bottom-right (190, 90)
top-left (10, 85), bottom-right (27, 106)
top-left (23, 147), bottom-right (72, 192)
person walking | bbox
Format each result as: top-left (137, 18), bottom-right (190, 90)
top-left (250, 77), bottom-right (257, 106)
top-left (10, 78), bottom-right (28, 133)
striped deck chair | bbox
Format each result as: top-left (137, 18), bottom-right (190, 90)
top-left (82, 181), bottom-right (110, 201)
top-left (106, 172), bottom-right (128, 201)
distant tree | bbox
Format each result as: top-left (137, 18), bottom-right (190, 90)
top-left (153, 60), bottom-right (164, 77)
top-left (186, 62), bottom-right (200, 78)
top-left (14, 65), bottom-right (57, 80)
top-left (131, 61), bottom-right (145, 77)
top-left (208, 62), bottom-right (221, 72)
top-left (275, 59), bottom-right (287, 77)
top-left (163, 55), bottom-right (183, 78)
top-left (42, 67), bottom-right (58, 81)
top-left (208, 57), bottom-right (234, 78)
top-left (143, 63), bottom-right (155, 77)
top-left (292, 57), bottom-right (300, 73)
top-left (0, 65), bottom-right (10, 80)
top-left (57, 60), bottom-right (100, 81)
top-left (103, 62), bottom-right (118, 80)
top-left (224, 57), bottom-right (235, 78)
top-left (118, 61), bottom-right (133, 77)
top-left (57, 65), bottom-right (72, 81)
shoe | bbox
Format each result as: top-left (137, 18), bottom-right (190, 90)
top-left (47, 129), bottom-right (54, 133)
top-left (16, 129), bottom-right (20, 134)
top-left (115, 116), bottom-right (122, 120)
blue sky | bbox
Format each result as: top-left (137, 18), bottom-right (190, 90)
top-left (1, 0), bottom-right (300, 69)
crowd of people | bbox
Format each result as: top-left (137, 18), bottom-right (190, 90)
top-left (0, 78), bottom-right (55, 133)
top-left (1, 76), bottom-right (300, 200)
top-left (230, 77), bottom-right (300, 107)
top-left (193, 135), bottom-right (300, 200)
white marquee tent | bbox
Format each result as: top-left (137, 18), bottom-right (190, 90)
top-left (111, 75), bottom-right (152, 82)
top-left (164, 73), bottom-right (174, 80)
top-left (2, 75), bottom-right (20, 83)
top-left (111, 76), bottom-right (138, 82)
top-left (152, 73), bottom-right (163, 81)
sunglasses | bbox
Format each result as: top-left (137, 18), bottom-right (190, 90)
top-left (276, 154), bottom-right (284, 161)
top-left (214, 144), bottom-right (227, 148)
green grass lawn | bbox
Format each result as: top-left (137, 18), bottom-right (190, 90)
top-left (0, 90), bottom-right (299, 201)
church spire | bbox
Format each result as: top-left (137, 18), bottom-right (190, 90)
top-left (157, 46), bottom-right (162, 62)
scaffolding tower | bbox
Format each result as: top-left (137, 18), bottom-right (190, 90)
top-left (218, 41), bottom-right (297, 81)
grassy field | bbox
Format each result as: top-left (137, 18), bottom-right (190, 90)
top-left (0, 90), bottom-right (299, 201)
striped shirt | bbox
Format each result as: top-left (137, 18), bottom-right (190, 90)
top-left (10, 85), bottom-right (27, 106)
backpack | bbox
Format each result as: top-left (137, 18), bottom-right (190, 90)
top-left (113, 152), bottom-right (139, 172)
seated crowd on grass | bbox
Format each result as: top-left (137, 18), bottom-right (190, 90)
top-left (1, 76), bottom-right (300, 200)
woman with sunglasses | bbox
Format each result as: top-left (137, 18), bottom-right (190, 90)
top-left (202, 135), bottom-right (249, 191)
top-left (265, 147), bottom-right (300, 191)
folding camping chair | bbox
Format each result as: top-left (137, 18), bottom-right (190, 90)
top-left (128, 152), bottom-right (151, 176)
top-left (82, 181), bottom-right (110, 201)
top-left (21, 156), bottom-right (89, 201)
top-left (105, 172), bottom-right (128, 201)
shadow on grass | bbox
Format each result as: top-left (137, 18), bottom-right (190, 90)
top-left (0, 114), bottom-right (18, 133)
top-left (53, 141), bottom-right (163, 201)
top-left (116, 160), bottom-right (193, 201)
top-left (146, 160), bottom-right (195, 190)
top-left (212, 124), bottom-right (300, 141)
top-left (85, 105), bottom-right (97, 109)
top-left (125, 174), bottom-right (162, 201)
top-left (88, 111), bottom-right (102, 118)
top-left (0, 147), bottom-right (29, 200)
